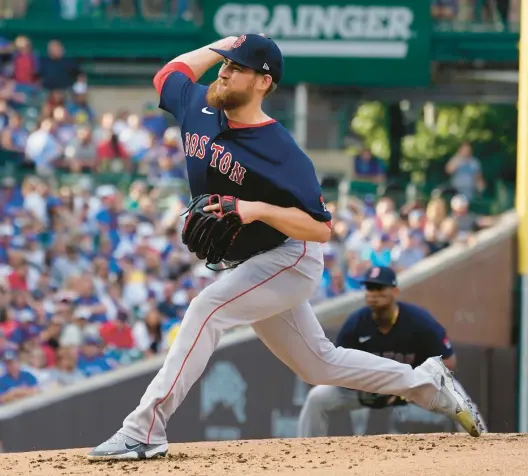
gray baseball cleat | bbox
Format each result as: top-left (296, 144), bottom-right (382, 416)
top-left (422, 357), bottom-right (483, 437)
top-left (87, 432), bottom-right (169, 460)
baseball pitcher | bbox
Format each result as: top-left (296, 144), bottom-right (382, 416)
top-left (87, 34), bottom-right (482, 461)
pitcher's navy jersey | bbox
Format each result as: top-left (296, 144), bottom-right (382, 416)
top-left (154, 62), bottom-right (332, 262)
top-left (336, 301), bottom-right (454, 368)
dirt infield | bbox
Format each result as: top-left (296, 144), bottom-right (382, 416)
top-left (1, 433), bottom-right (527, 476)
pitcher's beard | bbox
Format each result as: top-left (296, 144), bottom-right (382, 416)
top-left (206, 79), bottom-right (254, 110)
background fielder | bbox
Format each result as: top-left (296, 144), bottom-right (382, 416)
top-left (298, 266), bottom-right (487, 437)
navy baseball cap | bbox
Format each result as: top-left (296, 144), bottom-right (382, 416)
top-left (360, 266), bottom-right (398, 287)
top-left (210, 34), bottom-right (284, 86)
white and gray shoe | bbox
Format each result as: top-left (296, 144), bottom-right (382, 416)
top-left (421, 357), bottom-right (483, 437)
top-left (87, 432), bottom-right (169, 461)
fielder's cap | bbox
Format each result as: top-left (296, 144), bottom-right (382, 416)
top-left (360, 266), bottom-right (398, 287)
top-left (210, 34), bottom-right (284, 86)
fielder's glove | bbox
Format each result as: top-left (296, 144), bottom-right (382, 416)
top-left (357, 391), bottom-right (408, 409)
top-left (181, 194), bottom-right (244, 266)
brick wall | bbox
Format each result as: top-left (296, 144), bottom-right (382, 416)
top-left (400, 233), bottom-right (516, 347)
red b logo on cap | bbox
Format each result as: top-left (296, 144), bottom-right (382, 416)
top-left (232, 35), bottom-right (246, 49)
top-left (370, 267), bottom-right (380, 278)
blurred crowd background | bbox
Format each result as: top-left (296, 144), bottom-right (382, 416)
top-left (0, 0), bottom-right (520, 24)
top-left (0, 0), bottom-right (511, 405)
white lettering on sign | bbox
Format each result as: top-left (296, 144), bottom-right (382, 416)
top-left (213, 4), bottom-right (414, 58)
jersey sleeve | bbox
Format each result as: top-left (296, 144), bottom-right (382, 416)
top-left (420, 314), bottom-right (455, 359)
top-left (153, 62), bottom-right (206, 125)
top-left (287, 149), bottom-right (333, 224)
top-left (335, 312), bottom-right (361, 349)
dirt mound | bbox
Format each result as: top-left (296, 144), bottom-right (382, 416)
top-left (1, 433), bottom-right (527, 476)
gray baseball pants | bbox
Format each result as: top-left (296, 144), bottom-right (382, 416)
top-left (119, 239), bottom-right (445, 444)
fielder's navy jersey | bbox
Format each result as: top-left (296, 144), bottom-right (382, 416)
top-left (335, 301), bottom-right (454, 368)
top-left (153, 62), bottom-right (332, 262)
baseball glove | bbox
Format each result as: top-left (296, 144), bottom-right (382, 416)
top-left (357, 391), bottom-right (408, 409)
top-left (181, 194), bottom-right (244, 266)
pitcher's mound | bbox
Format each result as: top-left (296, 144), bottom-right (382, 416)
top-left (2, 433), bottom-right (527, 476)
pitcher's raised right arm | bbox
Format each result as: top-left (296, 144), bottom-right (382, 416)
top-left (152, 37), bottom-right (238, 124)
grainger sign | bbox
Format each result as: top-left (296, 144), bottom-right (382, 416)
top-left (202, 0), bottom-right (432, 86)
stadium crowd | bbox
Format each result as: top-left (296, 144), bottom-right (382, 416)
top-left (0, 33), bottom-right (494, 405)
top-left (2, 0), bottom-right (193, 21)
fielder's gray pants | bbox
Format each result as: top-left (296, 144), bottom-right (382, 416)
top-left (298, 379), bottom-right (487, 437)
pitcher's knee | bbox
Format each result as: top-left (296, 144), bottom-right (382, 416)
top-left (185, 293), bottom-right (207, 316)
top-left (185, 287), bottom-right (224, 321)
top-left (184, 288), bottom-right (240, 334)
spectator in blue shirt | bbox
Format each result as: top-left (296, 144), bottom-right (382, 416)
top-left (0, 36), bottom-right (13, 77)
top-left (1, 112), bottom-right (29, 155)
top-left (321, 246), bottom-right (339, 290)
top-left (353, 148), bottom-right (386, 184)
top-left (66, 81), bottom-right (95, 126)
top-left (345, 253), bottom-right (366, 292)
top-left (151, 154), bottom-right (187, 182)
top-left (51, 242), bottom-right (91, 287)
top-left (77, 336), bottom-right (115, 377)
top-left (8, 309), bottom-right (42, 347)
top-left (0, 177), bottom-right (24, 217)
top-left (445, 142), bottom-right (485, 201)
top-left (431, 0), bottom-right (457, 21)
top-left (24, 119), bottom-right (63, 175)
top-left (141, 103), bottom-right (168, 141)
top-left (74, 279), bottom-right (108, 324)
top-left (361, 233), bottom-right (393, 267)
top-left (0, 349), bottom-right (39, 404)
top-left (38, 40), bottom-right (81, 91)
top-left (0, 224), bottom-right (12, 264)
top-left (157, 282), bottom-right (182, 321)
top-left (326, 267), bottom-right (347, 298)
top-left (0, 329), bottom-right (17, 357)
top-left (94, 186), bottom-right (122, 248)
